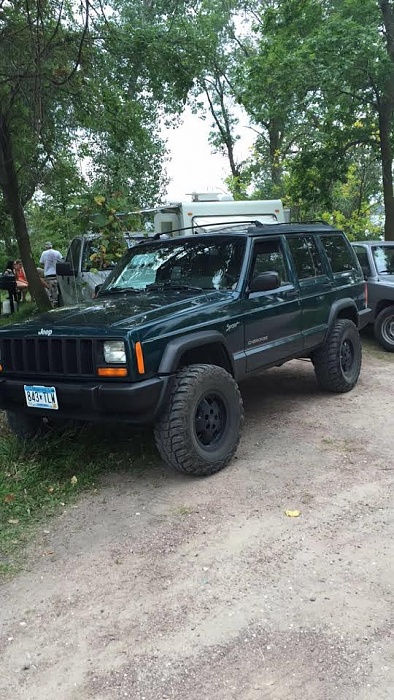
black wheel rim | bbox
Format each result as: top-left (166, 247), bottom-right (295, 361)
top-left (340, 338), bottom-right (354, 375)
top-left (381, 316), bottom-right (394, 346)
top-left (194, 393), bottom-right (227, 448)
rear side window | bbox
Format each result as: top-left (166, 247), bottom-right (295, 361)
top-left (287, 236), bottom-right (324, 279)
top-left (320, 235), bottom-right (357, 273)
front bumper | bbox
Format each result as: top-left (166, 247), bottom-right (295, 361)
top-left (0, 375), bottom-right (174, 424)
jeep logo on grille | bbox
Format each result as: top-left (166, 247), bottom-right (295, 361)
top-left (38, 328), bottom-right (53, 336)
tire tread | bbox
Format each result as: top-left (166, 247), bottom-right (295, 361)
top-left (154, 364), bottom-right (243, 477)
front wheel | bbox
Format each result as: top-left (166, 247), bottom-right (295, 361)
top-left (154, 364), bottom-right (244, 477)
top-left (374, 305), bottom-right (394, 352)
top-left (312, 319), bottom-right (362, 393)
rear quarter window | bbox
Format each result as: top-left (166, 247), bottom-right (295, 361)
top-left (319, 234), bottom-right (358, 273)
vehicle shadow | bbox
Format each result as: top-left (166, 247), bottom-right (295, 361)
top-left (240, 359), bottom-right (319, 418)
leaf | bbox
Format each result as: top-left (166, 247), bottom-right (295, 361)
top-left (285, 510), bottom-right (301, 518)
top-left (4, 493), bottom-right (16, 503)
top-left (94, 195), bottom-right (105, 206)
top-left (8, 518), bottom-right (19, 525)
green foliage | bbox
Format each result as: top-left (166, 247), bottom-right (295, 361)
top-left (80, 194), bottom-right (128, 270)
top-left (1, 0), bottom-right (392, 252)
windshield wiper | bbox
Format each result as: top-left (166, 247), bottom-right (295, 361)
top-left (378, 269), bottom-right (394, 274)
top-left (100, 286), bottom-right (143, 295)
top-left (145, 282), bottom-right (204, 292)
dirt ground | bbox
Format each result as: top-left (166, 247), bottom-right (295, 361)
top-left (0, 339), bottom-right (393, 700)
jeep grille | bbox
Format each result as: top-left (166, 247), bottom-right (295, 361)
top-left (1, 337), bottom-right (97, 377)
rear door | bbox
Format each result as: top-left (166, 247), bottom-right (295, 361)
top-left (286, 234), bottom-right (333, 350)
top-left (319, 232), bottom-right (365, 310)
top-left (318, 233), bottom-right (364, 312)
top-left (243, 236), bottom-right (303, 371)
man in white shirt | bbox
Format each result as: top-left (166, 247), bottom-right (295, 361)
top-left (40, 242), bottom-right (63, 307)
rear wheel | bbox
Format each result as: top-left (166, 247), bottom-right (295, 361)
top-left (374, 305), bottom-right (394, 352)
top-left (154, 364), bottom-right (243, 477)
top-left (312, 319), bottom-right (362, 393)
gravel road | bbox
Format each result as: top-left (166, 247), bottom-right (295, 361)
top-left (0, 339), bottom-right (393, 700)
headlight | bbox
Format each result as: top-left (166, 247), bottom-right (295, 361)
top-left (104, 340), bottom-right (126, 364)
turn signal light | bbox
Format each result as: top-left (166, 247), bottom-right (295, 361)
top-left (97, 367), bottom-right (128, 377)
top-left (135, 342), bottom-right (145, 374)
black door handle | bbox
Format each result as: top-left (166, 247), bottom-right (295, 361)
top-left (283, 289), bottom-right (299, 299)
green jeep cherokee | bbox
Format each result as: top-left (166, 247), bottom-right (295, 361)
top-left (0, 222), bottom-right (369, 477)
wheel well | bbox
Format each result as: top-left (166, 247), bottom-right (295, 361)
top-left (179, 343), bottom-right (233, 375)
top-left (336, 306), bottom-right (358, 326)
top-left (375, 299), bottom-right (394, 319)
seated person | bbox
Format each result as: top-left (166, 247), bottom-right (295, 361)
top-left (13, 259), bottom-right (29, 302)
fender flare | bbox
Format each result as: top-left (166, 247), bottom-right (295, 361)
top-left (326, 299), bottom-right (358, 333)
top-left (158, 330), bottom-right (234, 375)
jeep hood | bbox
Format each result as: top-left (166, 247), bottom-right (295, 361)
top-left (10, 290), bottom-right (234, 332)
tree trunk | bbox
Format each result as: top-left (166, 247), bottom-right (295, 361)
top-left (0, 117), bottom-right (51, 310)
top-left (268, 120), bottom-right (283, 192)
top-left (379, 1), bottom-right (394, 240)
top-left (378, 104), bottom-right (394, 240)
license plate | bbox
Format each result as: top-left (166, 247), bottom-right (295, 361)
top-left (24, 385), bottom-right (58, 410)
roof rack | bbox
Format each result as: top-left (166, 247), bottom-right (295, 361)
top-left (136, 220), bottom-right (273, 240)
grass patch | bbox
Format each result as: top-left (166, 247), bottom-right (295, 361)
top-left (173, 505), bottom-right (195, 516)
top-left (0, 421), bottom-right (159, 579)
top-left (0, 301), bottom-right (38, 327)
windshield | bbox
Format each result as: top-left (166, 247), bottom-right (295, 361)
top-left (101, 238), bottom-right (246, 293)
top-left (372, 245), bottom-right (394, 274)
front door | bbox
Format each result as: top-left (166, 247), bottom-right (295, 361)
top-left (58, 237), bottom-right (83, 306)
top-left (243, 237), bottom-right (303, 372)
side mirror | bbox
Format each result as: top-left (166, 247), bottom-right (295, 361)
top-left (361, 265), bottom-right (370, 280)
top-left (93, 284), bottom-right (103, 298)
top-left (249, 271), bottom-right (280, 293)
top-left (56, 261), bottom-right (76, 277)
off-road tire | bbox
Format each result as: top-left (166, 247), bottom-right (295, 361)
top-left (6, 411), bottom-right (46, 440)
top-left (154, 364), bottom-right (244, 477)
top-left (312, 319), bottom-right (362, 393)
top-left (374, 305), bottom-right (394, 352)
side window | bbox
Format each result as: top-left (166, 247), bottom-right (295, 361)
top-left (287, 236), bottom-right (324, 279)
top-left (251, 240), bottom-right (289, 286)
top-left (352, 245), bottom-right (371, 275)
top-left (320, 235), bottom-right (357, 273)
top-left (66, 239), bottom-right (82, 271)
top-left (82, 241), bottom-right (101, 272)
